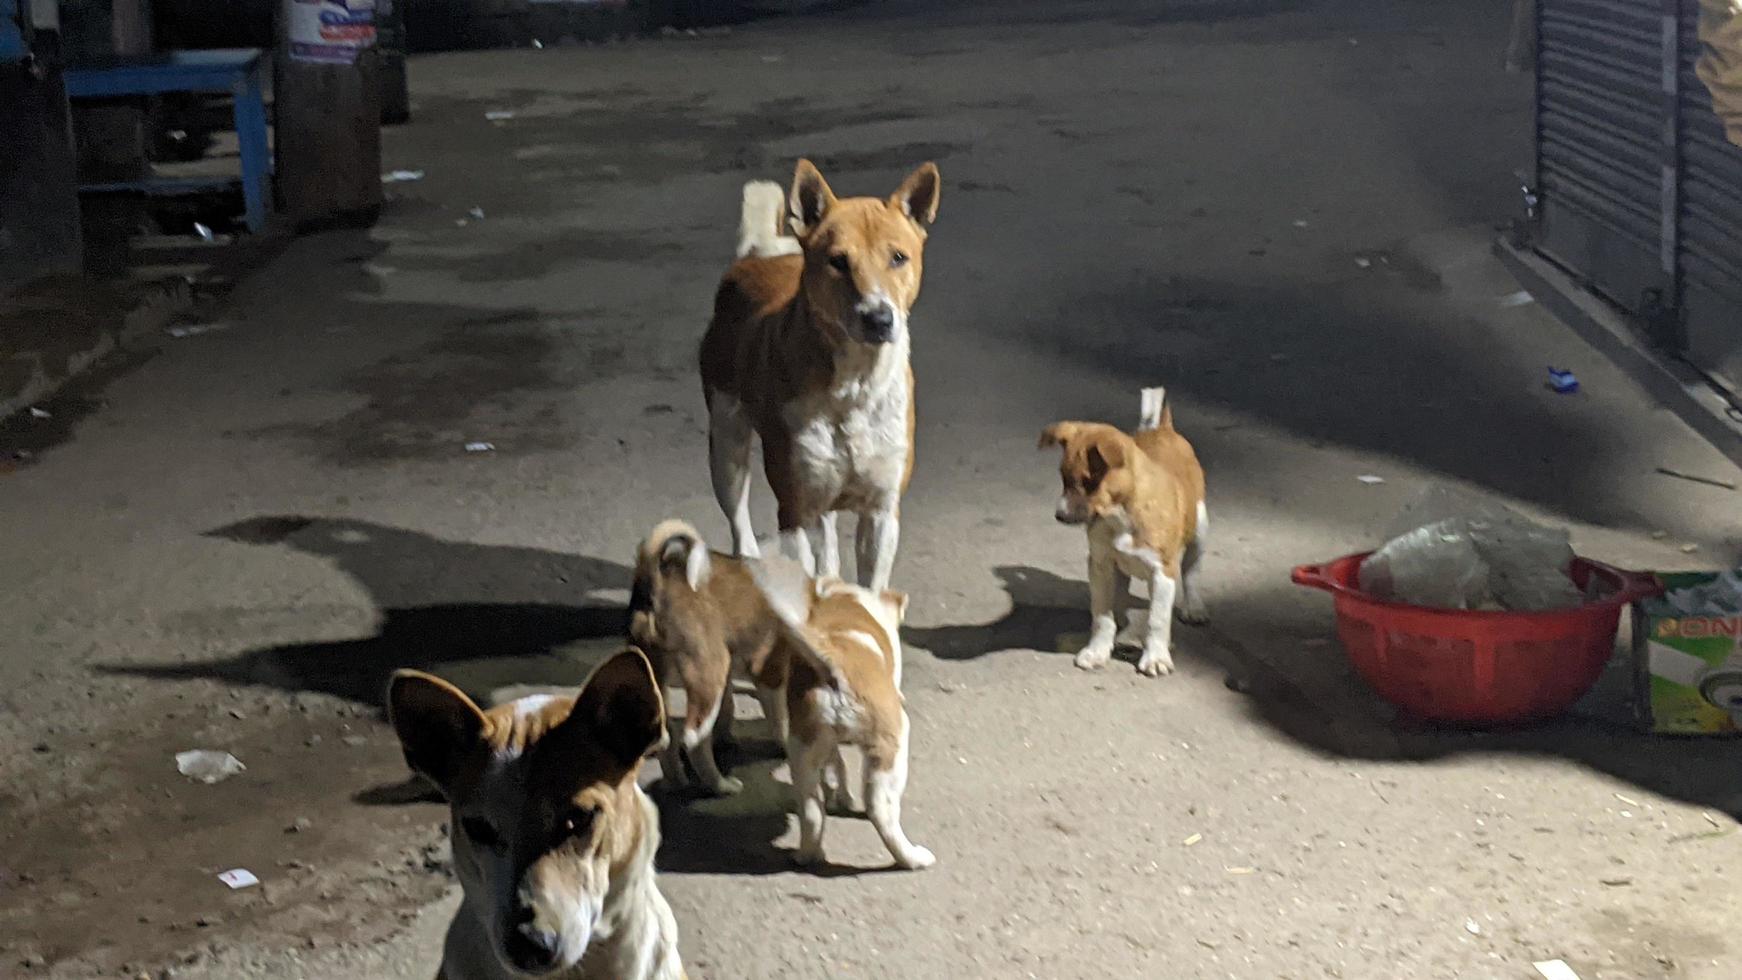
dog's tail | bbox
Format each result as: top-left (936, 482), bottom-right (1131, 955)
top-left (638, 519), bottom-right (713, 596)
top-left (747, 558), bottom-right (850, 691)
top-left (1138, 386), bottom-right (1174, 433)
top-left (736, 180), bottom-right (802, 260)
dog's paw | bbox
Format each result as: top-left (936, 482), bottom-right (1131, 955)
top-left (1175, 601), bottom-right (1210, 626)
top-left (1136, 649), bottom-right (1175, 677)
top-left (1073, 646), bottom-right (1113, 671)
top-left (895, 845), bottom-right (937, 871)
top-left (791, 846), bottom-right (825, 868)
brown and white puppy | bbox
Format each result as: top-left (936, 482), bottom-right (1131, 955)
top-left (753, 564), bottom-right (935, 871)
top-left (1040, 387), bottom-right (1208, 678)
top-left (388, 650), bottom-right (685, 980)
top-left (628, 519), bottom-right (791, 797)
top-left (699, 158), bottom-right (941, 590)
top-left (628, 519), bottom-right (852, 805)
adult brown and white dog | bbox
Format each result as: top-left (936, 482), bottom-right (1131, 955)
top-left (388, 650), bottom-right (686, 980)
top-left (1040, 387), bottom-right (1209, 678)
top-left (699, 159), bottom-right (941, 590)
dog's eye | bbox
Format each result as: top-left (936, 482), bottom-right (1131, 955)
top-left (827, 253), bottom-right (851, 275)
top-left (890, 250), bottom-right (909, 268)
top-left (461, 817), bottom-right (503, 849)
top-left (562, 806), bottom-right (598, 840)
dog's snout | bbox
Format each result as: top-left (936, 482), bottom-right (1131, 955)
top-left (1055, 498), bottom-right (1086, 525)
top-left (505, 906), bottom-right (561, 973)
top-left (860, 305), bottom-right (896, 341)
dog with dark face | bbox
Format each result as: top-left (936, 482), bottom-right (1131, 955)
top-left (388, 650), bottom-right (686, 980)
top-left (699, 158), bottom-right (941, 590)
top-left (1040, 387), bottom-right (1208, 678)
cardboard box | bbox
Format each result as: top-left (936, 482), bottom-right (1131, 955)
top-left (1634, 569), bottom-right (1742, 734)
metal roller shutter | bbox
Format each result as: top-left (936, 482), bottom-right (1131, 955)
top-left (1536, 0), bottom-right (1667, 315)
top-left (1679, 0), bottom-right (1742, 394)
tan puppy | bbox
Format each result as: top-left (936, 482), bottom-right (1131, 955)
top-left (699, 158), bottom-right (941, 590)
top-left (388, 650), bottom-right (685, 980)
top-left (754, 563), bottom-right (935, 871)
top-left (1040, 387), bottom-right (1208, 678)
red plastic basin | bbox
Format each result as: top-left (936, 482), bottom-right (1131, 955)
top-left (1292, 553), bottom-right (1662, 725)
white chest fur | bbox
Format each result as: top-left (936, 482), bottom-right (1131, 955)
top-left (782, 341), bottom-right (910, 511)
top-left (1088, 507), bottom-right (1162, 581)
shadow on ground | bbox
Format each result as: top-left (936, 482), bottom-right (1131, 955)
top-left (905, 564), bottom-right (1220, 674)
top-left (102, 516), bottom-right (631, 707)
top-left (919, 565), bottom-right (1742, 821)
top-left (102, 515), bottom-right (901, 877)
top-left (1006, 271), bottom-right (1676, 530)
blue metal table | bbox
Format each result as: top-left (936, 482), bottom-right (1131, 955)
top-left (64, 48), bottom-right (271, 233)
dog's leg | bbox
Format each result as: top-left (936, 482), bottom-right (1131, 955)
top-left (707, 390), bottom-right (760, 559)
top-left (788, 735), bottom-right (837, 867)
top-left (1136, 563), bottom-right (1180, 678)
top-left (755, 684), bottom-right (789, 743)
top-left (865, 710), bottom-right (935, 870)
top-left (779, 526), bottom-right (816, 576)
top-left (855, 507), bottom-right (900, 590)
top-left (714, 680), bottom-right (739, 748)
top-left (809, 512), bottom-right (840, 579)
top-left (659, 716), bottom-right (690, 791)
top-left (1074, 542), bottom-right (1118, 671)
top-left (680, 659), bottom-right (742, 795)
top-left (1177, 501), bottom-right (1210, 626)
top-left (825, 746), bottom-right (855, 813)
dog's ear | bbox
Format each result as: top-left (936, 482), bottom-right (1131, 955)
top-left (1087, 439), bottom-right (1126, 477)
top-left (388, 670), bottom-right (489, 795)
top-left (1038, 422), bottom-right (1079, 450)
top-left (789, 159), bottom-right (837, 237)
top-left (890, 162), bottom-right (941, 226)
top-left (563, 648), bottom-right (666, 773)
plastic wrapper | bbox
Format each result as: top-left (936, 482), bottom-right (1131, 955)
top-left (1358, 487), bottom-right (1583, 611)
top-left (1657, 569), bottom-right (1742, 616)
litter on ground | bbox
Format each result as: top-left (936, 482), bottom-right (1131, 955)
top-left (381, 170), bottom-right (425, 183)
top-left (167, 322), bottom-right (230, 339)
top-left (1547, 368), bottom-right (1579, 394)
top-left (176, 750), bottom-right (245, 784)
top-left (217, 868), bottom-right (259, 890)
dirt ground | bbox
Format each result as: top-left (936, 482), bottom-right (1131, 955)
top-left (5, 1), bottom-right (1742, 977)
